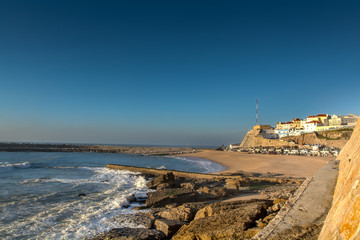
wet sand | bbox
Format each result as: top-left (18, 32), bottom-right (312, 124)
top-left (183, 150), bottom-right (334, 178)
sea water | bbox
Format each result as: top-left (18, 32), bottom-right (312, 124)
top-left (0, 152), bottom-right (224, 239)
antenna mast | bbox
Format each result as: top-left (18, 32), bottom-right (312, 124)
top-left (256, 99), bottom-right (259, 125)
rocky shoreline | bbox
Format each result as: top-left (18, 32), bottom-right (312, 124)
top-left (89, 165), bottom-right (304, 240)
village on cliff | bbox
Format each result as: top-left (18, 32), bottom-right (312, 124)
top-left (261, 113), bottom-right (357, 138)
top-left (229, 113), bottom-right (359, 157)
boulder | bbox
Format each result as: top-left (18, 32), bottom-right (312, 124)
top-left (112, 213), bottom-right (155, 229)
top-left (154, 219), bottom-right (185, 238)
top-left (145, 188), bottom-right (213, 208)
top-left (271, 203), bottom-right (281, 212)
top-left (180, 182), bottom-right (196, 190)
top-left (196, 186), bottom-right (230, 198)
top-left (89, 227), bottom-right (165, 240)
top-left (147, 172), bottom-right (177, 189)
top-left (225, 179), bottom-right (241, 190)
top-left (159, 205), bottom-right (195, 222)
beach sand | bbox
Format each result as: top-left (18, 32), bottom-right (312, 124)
top-left (183, 150), bottom-right (334, 178)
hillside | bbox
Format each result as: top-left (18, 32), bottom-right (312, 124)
top-left (282, 127), bottom-right (353, 148)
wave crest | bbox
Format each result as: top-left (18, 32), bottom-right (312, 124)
top-left (0, 161), bottom-right (30, 169)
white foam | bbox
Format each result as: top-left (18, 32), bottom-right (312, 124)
top-left (170, 156), bottom-right (226, 173)
top-left (0, 168), bottom-right (150, 240)
top-left (0, 161), bottom-right (30, 169)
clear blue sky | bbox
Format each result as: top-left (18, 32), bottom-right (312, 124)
top-left (0, 0), bottom-right (359, 146)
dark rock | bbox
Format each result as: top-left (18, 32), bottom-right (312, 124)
top-left (132, 206), bottom-right (148, 211)
top-left (112, 213), bottom-right (155, 229)
top-left (145, 188), bottom-right (215, 208)
top-left (127, 194), bottom-right (136, 203)
top-left (156, 183), bottom-right (174, 190)
top-left (147, 172), bottom-right (177, 189)
top-left (78, 193), bottom-right (86, 197)
top-left (154, 219), bottom-right (185, 238)
top-left (89, 227), bottom-right (165, 240)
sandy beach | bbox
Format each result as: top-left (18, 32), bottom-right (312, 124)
top-left (183, 150), bottom-right (335, 178)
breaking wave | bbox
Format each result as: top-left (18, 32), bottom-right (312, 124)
top-left (1, 168), bottom-right (150, 240)
top-left (170, 156), bottom-right (226, 173)
top-left (0, 161), bottom-right (30, 169)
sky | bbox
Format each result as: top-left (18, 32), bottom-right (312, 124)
top-left (0, 0), bottom-right (359, 146)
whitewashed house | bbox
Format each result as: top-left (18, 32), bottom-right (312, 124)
top-left (303, 121), bottom-right (322, 132)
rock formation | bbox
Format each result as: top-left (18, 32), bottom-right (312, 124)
top-left (319, 118), bottom-right (360, 240)
top-left (239, 127), bottom-right (353, 149)
top-left (172, 200), bottom-right (272, 240)
top-left (91, 164), bottom-right (302, 240)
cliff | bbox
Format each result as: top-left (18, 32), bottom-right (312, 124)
top-left (239, 127), bottom-right (353, 149)
top-left (319, 118), bottom-right (360, 240)
top-left (283, 128), bottom-right (353, 149)
top-left (239, 129), bottom-right (291, 148)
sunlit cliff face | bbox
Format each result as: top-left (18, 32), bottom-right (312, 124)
top-left (319, 118), bottom-right (360, 240)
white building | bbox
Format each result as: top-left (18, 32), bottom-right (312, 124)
top-left (341, 115), bottom-right (358, 126)
top-left (329, 114), bottom-right (358, 126)
top-left (275, 129), bottom-right (290, 138)
top-left (303, 121), bottom-right (322, 132)
top-left (329, 115), bottom-right (342, 126)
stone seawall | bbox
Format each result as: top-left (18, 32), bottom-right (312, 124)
top-left (319, 118), bottom-right (360, 239)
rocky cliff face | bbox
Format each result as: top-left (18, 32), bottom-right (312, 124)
top-left (319, 118), bottom-right (360, 240)
top-left (283, 128), bottom-right (352, 149)
top-left (240, 129), bottom-right (291, 148)
top-left (239, 127), bottom-right (353, 149)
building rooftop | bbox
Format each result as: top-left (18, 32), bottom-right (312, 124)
top-left (306, 120), bottom-right (321, 124)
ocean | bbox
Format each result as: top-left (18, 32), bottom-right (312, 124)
top-left (0, 152), bottom-right (224, 239)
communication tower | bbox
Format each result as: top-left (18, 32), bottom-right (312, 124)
top-left (256, 99), bottom-right (259, 125)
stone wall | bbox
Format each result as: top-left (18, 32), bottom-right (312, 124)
top-left (319, 118), bottom-right (360, 240)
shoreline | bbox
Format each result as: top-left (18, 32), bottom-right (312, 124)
top-left (99, 162), bottom-right (305, 239)
top-left (0, 141), bottom-right (333, 178)
top-left (181, 149), bottom-right (334, 178)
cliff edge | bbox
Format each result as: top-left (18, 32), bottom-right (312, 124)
top-left (319, 118), bottom-right (360, 240)
top-left (239, 127), bottom-right (353, 149)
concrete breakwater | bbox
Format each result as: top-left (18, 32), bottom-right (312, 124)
top-left (0, 143), bottom-right (198, 155)
top-left (106, 164), bottom-right (302, 183)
